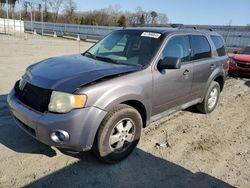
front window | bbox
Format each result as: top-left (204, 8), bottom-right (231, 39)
top-left (241, 46), bottom-right (250, 55)
top-left (83, 30), bottom-right (164, 67)
top-left (161, 35), bottom-right (191, 62)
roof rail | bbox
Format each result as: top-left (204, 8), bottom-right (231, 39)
top-left (171, 24), bottom-right (184, 29)
top-left (170, 24), bottom-right (214, 32)
top-left (192, 26), bottom-right (213, 32)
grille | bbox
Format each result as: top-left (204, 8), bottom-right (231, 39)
top-left (237, 62), bottom-right (250, 69)
top-left (15, 81), bottom-right (52, 113)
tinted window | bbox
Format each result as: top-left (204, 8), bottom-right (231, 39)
top-left (242, 46), bottom-right (250, 55)
top-left (190, 35), bottom-right (211, 60)
top-left (162, 35), bottom-right (190, 62)
top-left (211, 35), bottom-right (226, 56)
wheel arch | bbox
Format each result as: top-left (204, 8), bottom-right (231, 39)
top-left (205, 70), bottom-right (226, 96)
top-left (121, 100), bottom-right (148, 128)
top-left (214, 75), bottom-right (225, 92)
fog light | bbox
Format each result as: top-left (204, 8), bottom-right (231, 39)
top-left (50, 130), bottom-right (69, 144)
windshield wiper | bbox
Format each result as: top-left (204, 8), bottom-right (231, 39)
top-left (118, 62), bottom-right (143, 68)
top-left (83, 51), bottom-right (96, 59)
top-left (95, 56), bottom-right (120, 64)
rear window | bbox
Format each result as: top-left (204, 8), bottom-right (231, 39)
top-left (211, 35), bottom-right (226, 56)
top-left (190, 35), bottom-right (212, 60)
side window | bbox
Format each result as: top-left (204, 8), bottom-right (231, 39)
top-left (211, 35), bottom-right (226, 56)
top-left (162, 35), bottom-right (190, 62)
top-left (190, 35), bottom-right (211, 60)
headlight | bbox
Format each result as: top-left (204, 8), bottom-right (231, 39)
top-left (230, 58), bottom-right (236, 65)
top-left (48, 91), bottom-right (87, 113)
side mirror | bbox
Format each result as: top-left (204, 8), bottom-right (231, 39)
top-left (233, 50), bottom-right (239, 54)
top-left (157, 57), bottom-right (181, 70)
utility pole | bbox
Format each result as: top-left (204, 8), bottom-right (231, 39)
top-left (19, 0), bottom-right (22, 36)
top-left (225, 19), bottom-right (232, 46)
top-left (6, 0), bottom-right (9, 34)
top-left (41, 3), bottom-right (44, 35)
top-left (30, 3), bottom-right (33, 32)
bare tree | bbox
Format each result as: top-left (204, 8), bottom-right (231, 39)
top-left (22, 1), bottom-right (31, 20)
top-left (16, 2), bottom-right (169, 26)
top-left (63, 0), bottom-right (77, 23)
top-left (134, 6), bottom-right (144, 25)
top-left (0, 0), bottom-right (6, 17)
top-left (43, 0), bottom-right (49, 22)
top-left (0, 0), bottom-right (17, 18)
top-left (8, 0), bottom-right (17, 19)
top-left (48, 0), bottom-right (63, 22)
top-left (156, 13), bottom-right (169, 25)
top-left (139, 14), bottom-right (145, 25)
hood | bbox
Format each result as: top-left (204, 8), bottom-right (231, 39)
top-left (26, 54), bottom-right (141, 93)
top-left (234, 54), bottom-right (250, 62)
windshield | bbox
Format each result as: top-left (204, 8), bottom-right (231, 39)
top-left (241, 46), bottom-right (250, 55)
top-left (83, 30), bottom-right (164, 66)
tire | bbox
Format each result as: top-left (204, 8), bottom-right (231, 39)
top-left (92, 104), bottom-right (142, 163)
top-left (196, 81), bottom-right (220, 114)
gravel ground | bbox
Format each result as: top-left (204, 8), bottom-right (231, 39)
top-left (0, 35), bottom-right (249, 188)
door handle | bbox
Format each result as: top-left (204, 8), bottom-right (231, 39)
top-left (183, 69), bottom-right (190, 75)
top-left (210, 63), bottom-right (216, 69)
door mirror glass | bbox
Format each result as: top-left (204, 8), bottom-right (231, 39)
top-left (158, 57), bottom-right (181, 70)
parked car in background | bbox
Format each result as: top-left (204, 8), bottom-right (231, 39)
top-left (8, 28), bottom-right (228, 163)
top-left (229, 45), bottom-right (250, 77)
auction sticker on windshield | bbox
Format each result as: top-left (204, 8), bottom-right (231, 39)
top-left (141, 32), bottom-right (161, 39)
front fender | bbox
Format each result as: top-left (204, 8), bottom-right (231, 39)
top-left (77, 68), bottom-right (153, 122)
top-left (105, 92), bottom-right (151, 121)
top-left (94, 85), bottom-right (152, 121)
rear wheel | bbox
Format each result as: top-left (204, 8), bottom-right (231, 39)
top-left (93, 104), bottom-right (142, 163)
top-left (196, 81), bottom-right (220, 114)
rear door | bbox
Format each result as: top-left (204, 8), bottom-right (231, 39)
top-left (210, 35), bottom-right (228, 72)
top-left (189, 35), bottom-right (214, 99)
top-left (152, 34), bottom-right (193, 116)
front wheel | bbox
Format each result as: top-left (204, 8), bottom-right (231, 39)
top-left (196, 81), bottom-right (220, 114)
top-left (93, 104), bottom-right (142, 163)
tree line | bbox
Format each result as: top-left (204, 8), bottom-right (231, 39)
top-left (0, 0), bottom-right (169, 26)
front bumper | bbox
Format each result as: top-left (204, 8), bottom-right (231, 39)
top-left (7, 89), bottom-right (107, 151)
top-left (229, 64), bottom-right (250, 77)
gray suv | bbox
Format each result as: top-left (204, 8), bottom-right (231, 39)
top-left (7, 28), bottom-right (228, 163)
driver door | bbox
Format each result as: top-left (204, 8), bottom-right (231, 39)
top-left (152, 35), bottom-right (193, 116)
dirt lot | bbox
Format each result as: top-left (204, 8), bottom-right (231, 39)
top-left (0, 35), bottom-right (249, 188)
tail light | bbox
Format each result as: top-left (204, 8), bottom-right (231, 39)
top-left (226, 58), bottom-right (230, 73)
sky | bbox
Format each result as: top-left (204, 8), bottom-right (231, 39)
top-left (74, 0), bottom-right (250, 26)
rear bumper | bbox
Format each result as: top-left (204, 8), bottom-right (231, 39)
top-left (7, 88), bottom-right (107, 151)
